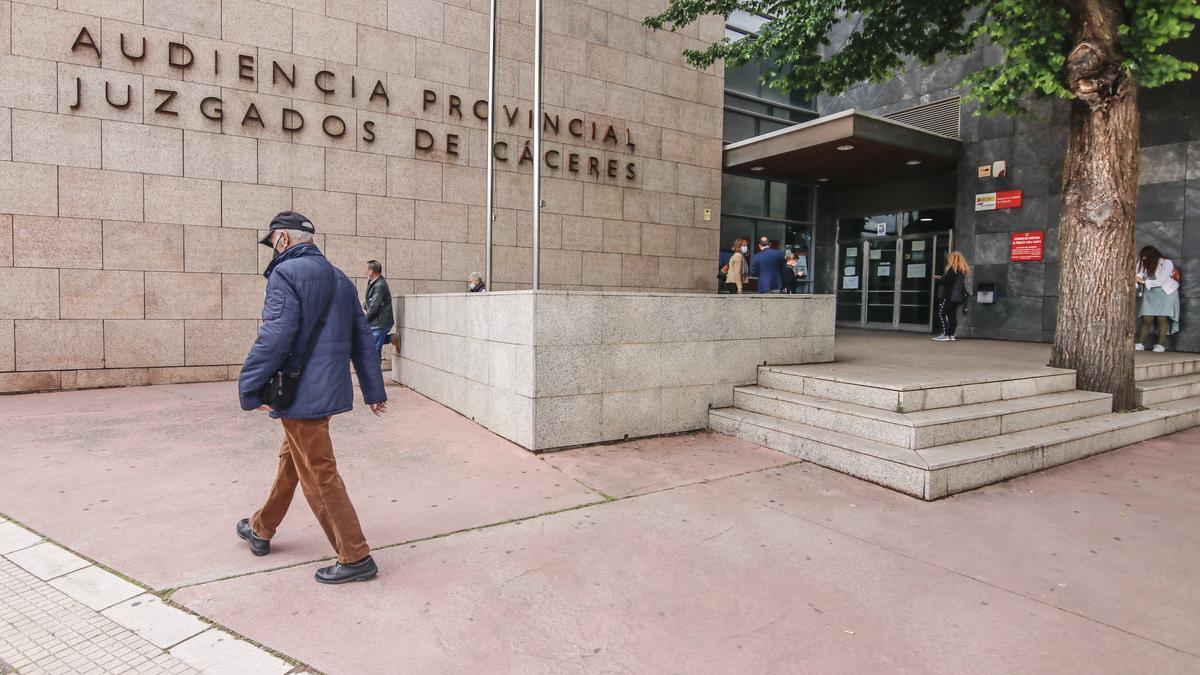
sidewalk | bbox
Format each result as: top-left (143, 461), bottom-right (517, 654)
top-left (1, 380), bottom-right (1199, 673)
top-left (0, 519), bottom-right (289, 674)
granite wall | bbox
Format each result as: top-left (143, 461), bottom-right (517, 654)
top-left (0, 0), bottom-right (727, 393)
top-left (817, 25), bottom-right (1199, 352)
top-left (395, 291), bottom-right (835, 451)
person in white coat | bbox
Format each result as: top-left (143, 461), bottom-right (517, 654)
top-left (1135, 245), bottom-right (1180, 352)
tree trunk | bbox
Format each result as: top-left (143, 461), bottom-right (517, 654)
top-left (1050, 0), bottom-right (1140, 411)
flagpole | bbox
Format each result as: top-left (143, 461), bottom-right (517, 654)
top-left (484, 0), bottom-right (498, 288)
top-left (531, 0), bottom-right (543, 289)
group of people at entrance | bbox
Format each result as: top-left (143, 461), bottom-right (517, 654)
top-left (722, 237), bottom-right (807, 293)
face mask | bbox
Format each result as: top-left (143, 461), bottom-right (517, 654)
top-left (739, 246), bottom-right (748, 254)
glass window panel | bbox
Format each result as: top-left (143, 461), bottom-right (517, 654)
top-left (727, 10), bottom-right (770, 34)
top-left (901, 208), bottom-right (955, 235)
top-left (722, 109), bottom-right (758, 143)
top-left (724, 61), bottom-right (761, 97)
top-left (721, 216), bottom-right (755, 251)
top-left (785, 184), bottom-right (813, 222)
top-left (721, 174), bottom-right (766, 216)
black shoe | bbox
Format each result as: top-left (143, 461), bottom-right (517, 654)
top-left (315, 555), bottom-right (378, 585)
top-left (236, 518), bottom-right (270, 556)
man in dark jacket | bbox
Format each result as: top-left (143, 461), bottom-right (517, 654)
top-left (236, 211), bottom-right (388, 585)
top-left (363, 259), bottom-right (393, 358)
top-left (750, 237), bottom-right (787, 293)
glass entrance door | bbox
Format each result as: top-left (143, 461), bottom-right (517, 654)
top-left (836, 208), bottom-right (954, 331)
top-left (865, 239), bottom-right (898, 327)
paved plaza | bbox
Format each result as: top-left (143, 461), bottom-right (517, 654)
top-left (1, 375), bottom-right (1199, 673)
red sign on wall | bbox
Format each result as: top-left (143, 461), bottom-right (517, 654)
top-left (975, 189), bottom-right (1024, 211)
top-left (1011, 231), bottom-right (1044, 262)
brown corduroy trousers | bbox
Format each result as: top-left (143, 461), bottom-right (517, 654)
top-left (250, 417), bottom-right (370, 564)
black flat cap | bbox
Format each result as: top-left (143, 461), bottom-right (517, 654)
top-left (259, 211), bottom-right (316, 247)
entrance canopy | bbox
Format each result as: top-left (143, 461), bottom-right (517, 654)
top-left (723, 110), bottom-right (962, 189)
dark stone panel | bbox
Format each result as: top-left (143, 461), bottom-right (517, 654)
top-left (1134, 221), bottom-right (1184, 260)
top-left (1176, 257), bottom-right (1200, 298)
top-left (976, 110), bottom-right (1016, 141)
top-left (1042, 295), bottom-right (1059, 331)
top-left (1137, 182), bottom-right (1186, 222)
top-left (1004, 296), bottom-right (1044, 331)
top-left (975, 232), bottom-right (1012, 265)
top-left (996, 327), bottom-right (1045, 343)
top-left (1141, 109), bottom-right (1193, 148)
top-left (1043, 261), bottom-right (1061, 296)
top-left (1139, 142), bottom-right (1188, 185)
top-left (973, 210), bottom-right (1016, 234)
top-left (1020, 194), bottom-right (1061, 233)
top-left (1043, 226), bottom-right (1060, 263)
top-left (1007, 263), bottom-right (1045, 297)
top-left (1012, 161), bottom-right (1064, 200)
top-left (1013, 126), bottom-right (1069, 170)
top-left (970, 263), bottom-right (1008, 296)
top-left (967, 298), bottom-right (1007, 332)
top-left (1188, 142), bottom-right (1200, 181)
top-left (1182, 214), bottom-right (1200, 258)
top-left (1185, 183), bottom-right (1200, 223)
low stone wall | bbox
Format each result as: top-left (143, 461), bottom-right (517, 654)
top-left (393, 291), bottom-right (835, 451)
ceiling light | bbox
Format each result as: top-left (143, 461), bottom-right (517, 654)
top-left (750, 166), bottom-right (765, 172)
top-left (906, 159), bottom-right (922, 166)
top-left (817, 177), bottom-right (830, 183)
top-left (836, 144), bottom-right (854, 151)
top-left (919, 217), bottom-right (933, 222)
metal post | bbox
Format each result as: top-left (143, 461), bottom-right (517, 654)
top-left (484, 0), bottom-right (498, 288)
top-left (531, 0), bottom-right (543, 289)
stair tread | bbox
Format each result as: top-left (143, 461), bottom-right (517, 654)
top-left (711, 398), bottom-right (1199, 472)
top-left (1136, 372), bottom-right (1200, 391)
top-left (761, 363), bottom-right (1074, 392)
top-left (735, 385), bottom-right (1111, 428)
top-left (709, 408), bottom-right (927, 468)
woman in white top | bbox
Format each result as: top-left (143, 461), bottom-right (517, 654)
top-left (1135, 245), bottom-right (1180, 352)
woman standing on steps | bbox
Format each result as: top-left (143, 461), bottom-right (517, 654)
top-left (722, 238), bottom-right (750, 294)
top-left (1135, 245), bottom-right (1180, 353)
top-left (933, 251), bottom-right (970, 342)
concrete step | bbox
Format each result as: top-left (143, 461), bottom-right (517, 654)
top-left (756, 365), bottom-right (1077, 413)
top-left (709, 396), bottom-right (1200, 501)
top-left (733, 386), bottom-right (1113, 449)
top-left (1137, 373), bottom-right (1200, 406)
top-left (1135, 355), bottom-right (1200, 382)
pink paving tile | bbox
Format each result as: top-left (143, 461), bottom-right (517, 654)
top-left (709, 426), bottom-right (1200, 656)
top-left (172, 480), bottom-right (1199, 674)
top-left (0, 383), bottom-right (599, 589)
top-left (543, 431), bottom-right (793, 498)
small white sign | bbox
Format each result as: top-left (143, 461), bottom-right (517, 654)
top-left (975, 192), bottom-right (997, 211)
top-left (912, 240), bottom-right (926, 251)
top-left (844, 266), bottom-right (857, 277)
top-left (869, 249), bottom-right (883, 260)
top-left (907, 263), bottom-right (927, 279)
top-left (875, 222), bottom-right (887, 236)
top-left (992, 160), bottom-right (1007, 177)
top-left (877, 264), bottom-right (892, 277)
top-left (843, 276), bottom-right (860, 290)
top-left (845, 248), bottom-right (858, 258)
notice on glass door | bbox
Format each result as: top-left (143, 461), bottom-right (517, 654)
top-left (877, 264), bottom-right (892, 277)
top-left (843, 276), bottom-right (860, 290)
top-left (912, 240), bottom-right (926, 251)
top-left (906, 263), bottom-right (927, 279)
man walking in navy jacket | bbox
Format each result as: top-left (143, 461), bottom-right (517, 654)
top-left (750, 236), bottom-right (787, 293)
top-left (236, 211), bottom-right (388, 585)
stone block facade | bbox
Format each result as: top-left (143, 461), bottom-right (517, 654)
top-left (0, 0), bottom-right (725, 393)
top-left (396, 291), bottom-right (835, 451)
